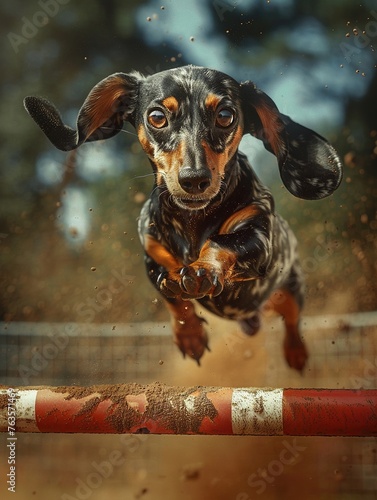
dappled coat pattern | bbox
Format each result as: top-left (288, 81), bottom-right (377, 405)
top-left (24, 65), bottom-right (342, 371)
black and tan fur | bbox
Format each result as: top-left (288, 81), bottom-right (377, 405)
top-left (24, 65), bottom-right (342, 371)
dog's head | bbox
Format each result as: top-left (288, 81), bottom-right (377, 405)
top-left (24, 65), bottom-right (342, 205)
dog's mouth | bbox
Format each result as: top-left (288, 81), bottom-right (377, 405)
top-left (173, 197), bottom-right (211, 210)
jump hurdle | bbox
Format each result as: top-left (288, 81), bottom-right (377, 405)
top-left (1, 384), bottom-right (376, 436)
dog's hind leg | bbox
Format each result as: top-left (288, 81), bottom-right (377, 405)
top-left (239, 313), bottom-right (261, 336)
top-left (265, 263), bottom-right (308, 372)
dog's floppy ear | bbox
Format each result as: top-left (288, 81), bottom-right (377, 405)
top-left (239, 81), bottom-right (342, 200)
top-left (24, 72), bottom-right (141, 151)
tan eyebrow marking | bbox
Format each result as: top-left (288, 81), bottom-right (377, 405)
top-left (162, 96), bottom-right (179, 113)
top-left (205, 93), bottom-right (222, 111)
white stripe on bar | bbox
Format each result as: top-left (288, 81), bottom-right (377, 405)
top-left (231, 388), bottom-right (283, 435)
top-left (16, 390), bottom-right (39, 432)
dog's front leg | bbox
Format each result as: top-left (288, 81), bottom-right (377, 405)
top-left (143, 233), bottom-right (233, 300)
top-left (142, 236), bottom-right (211, 363)
top-left (165, 298), bottom-right (209, 364)
top-left (158, 239), bottom-right (235, 299)
top-left (157, 203), bottom-right (273, 300)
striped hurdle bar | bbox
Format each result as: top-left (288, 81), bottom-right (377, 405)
top-left (1, 384), bottom-right (376, 436)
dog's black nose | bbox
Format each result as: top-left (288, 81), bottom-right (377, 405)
top-left (178, 167), bottom-right (211, 194)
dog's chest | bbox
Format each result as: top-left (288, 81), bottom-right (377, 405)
top-left (163, 214), bottom-right (217, 265)
top-left (139, 197), bottom-right (220, 266)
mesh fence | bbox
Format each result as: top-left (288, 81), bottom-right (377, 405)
top-left (1, 313), bottom-right (376, 498)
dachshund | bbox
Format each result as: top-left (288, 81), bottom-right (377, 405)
top-left (24, 65), bottom-right (342, 371)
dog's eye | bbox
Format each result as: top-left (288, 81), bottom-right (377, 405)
top-left (148, 109), bottom-right (168, 129)
top-left (215, 108), bottom-right (235, 128)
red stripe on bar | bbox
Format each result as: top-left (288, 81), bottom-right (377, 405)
top-left (35, 390), bottom-right (116, 433)
top-left (199, 387), bottom-right (233, 434)
top-left (283, 389), bottom-right (377, 436)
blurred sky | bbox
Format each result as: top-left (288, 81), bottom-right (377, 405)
top-left (137, 0), bottom-right (373, 127)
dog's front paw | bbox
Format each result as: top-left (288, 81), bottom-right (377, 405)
top-left (179, 266), bottom-right (223, 298)
top-left (158, 266), bottom-right (223, 299)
